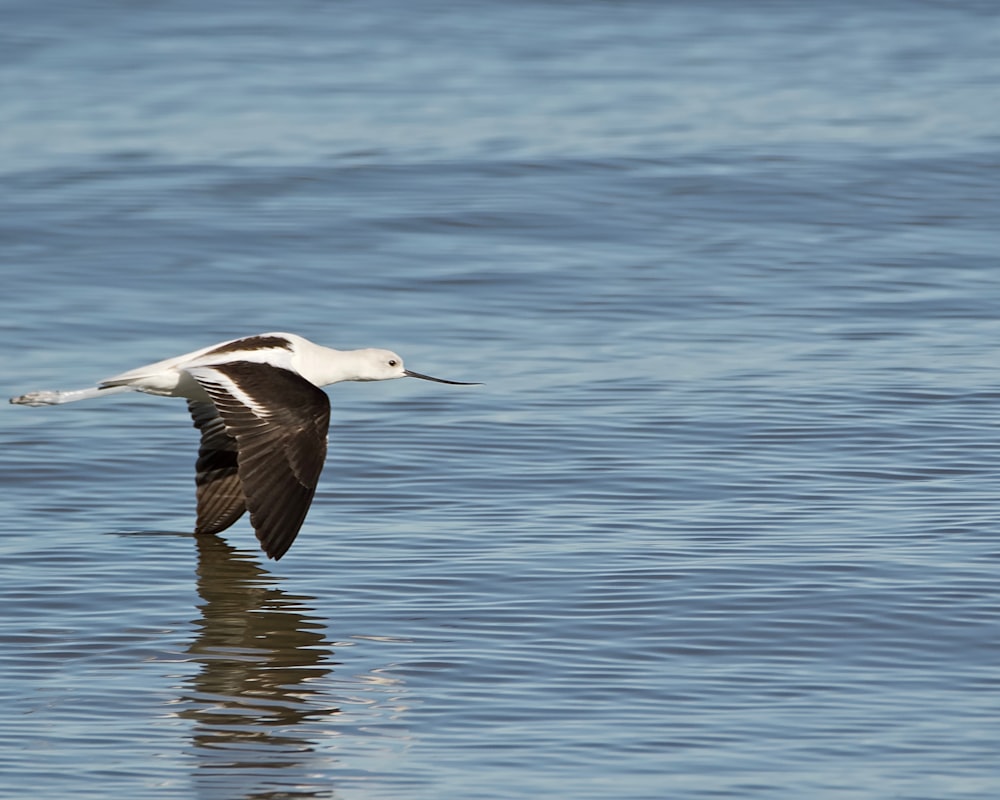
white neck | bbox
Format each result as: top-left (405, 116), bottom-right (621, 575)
top-left (294, 343), bottom-right (371, 386)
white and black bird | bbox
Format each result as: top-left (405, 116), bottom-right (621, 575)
top-left (10, 332), bottom-right (478, 560)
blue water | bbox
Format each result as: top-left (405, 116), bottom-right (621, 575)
top-left (2, 2), bottom-right (1000, 798)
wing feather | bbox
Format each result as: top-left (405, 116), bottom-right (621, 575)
top-left (188, 400), bottom-right (247, 535)
top-left (187, 362), bottom-right (331, 560)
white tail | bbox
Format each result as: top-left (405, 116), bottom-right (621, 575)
top-left (10, 384), bottom-right (134, 406)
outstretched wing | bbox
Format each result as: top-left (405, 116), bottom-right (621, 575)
top-left (188, 399), bottom-right (247, 536)
top-left (187, 361), bottom-right (331, 560)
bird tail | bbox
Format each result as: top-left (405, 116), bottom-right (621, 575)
top-left (9, 384), bottom-right (134, 406)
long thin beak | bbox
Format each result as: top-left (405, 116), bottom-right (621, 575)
top-left (404, 369), bottom-right (481, 385)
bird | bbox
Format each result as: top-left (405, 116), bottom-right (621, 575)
top-left (10, 332), bottom-right (479, 560)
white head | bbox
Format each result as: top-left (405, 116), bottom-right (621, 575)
top-left (350, 349), bottom-right (408, 381)
top-left (352, 349), bottom-right (479, 385)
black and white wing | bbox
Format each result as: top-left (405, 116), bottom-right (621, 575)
top-left (188, 399), bottom-right (247, 537)
top-left (187, 361), bottom-right (331, 560)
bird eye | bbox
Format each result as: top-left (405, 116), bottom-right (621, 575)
top-left (388, 359), bottom-right (398, 367)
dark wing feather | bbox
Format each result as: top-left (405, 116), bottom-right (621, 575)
top-left (188, 362), bottom-right (331, 560)
top-left (187, 400), bottom-right (247, 535)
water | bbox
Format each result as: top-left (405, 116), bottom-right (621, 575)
top-left (2, 1), bottom-right (1000, 798)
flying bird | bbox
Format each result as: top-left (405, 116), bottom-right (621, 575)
top-left (10, 332), bottom-right (478, 560)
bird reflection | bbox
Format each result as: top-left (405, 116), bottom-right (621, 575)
top-left (177, 534), bottom-right (340, 798)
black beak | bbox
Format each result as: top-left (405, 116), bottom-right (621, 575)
top-left (404, 369), bottom-right (481, 385)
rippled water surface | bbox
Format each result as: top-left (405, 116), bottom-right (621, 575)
top-left (3, 2), bottom-right (1000, 798)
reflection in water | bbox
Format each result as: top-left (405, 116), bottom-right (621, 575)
top-left (178, 535), bottom-right (341, 799)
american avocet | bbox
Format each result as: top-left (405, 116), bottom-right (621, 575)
top-left (10, 332), bottom-right (479, 560)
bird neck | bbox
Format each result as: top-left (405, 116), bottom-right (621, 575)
top-left (294, 345), bottom-right (369, 387)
